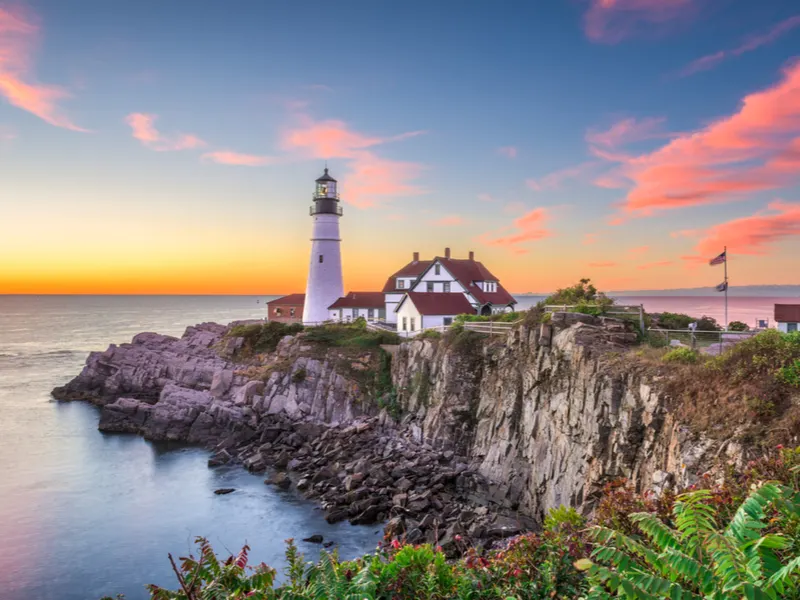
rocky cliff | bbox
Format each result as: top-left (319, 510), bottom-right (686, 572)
top-left (392, 313), bottom-right (744, 523)
top-left (52, 316), bottom-right (745, 551)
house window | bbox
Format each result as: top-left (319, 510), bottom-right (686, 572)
top-left (275, 307), bottom-right (282, 316)
top-left (402, 317), bottom-right (408, 331)
top-left (410, 317), bottom-right (416, 331)
top-left (789, 323), bottom-right (798, 333)
top-left (290, 307), bottom-right (295, 317)
top-left (443, 317), bottom-right (453, 326)
top-left (398, 279), bottom-right (405, 289)
top-left (319, 254), bottom-right (324, 263)
top-left (427, 282), bottom-right (434, 292)
top-left (435, 264), bottom-right (441, 275)
top-left (443, 282), bottom-right (450, 293)
top-left (368, 308), bottom-right (374, 319)
top-left (353, 308), bottom-right (359, 318)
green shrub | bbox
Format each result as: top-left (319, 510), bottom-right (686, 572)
top-left (709, 329), bottom-right (800, 384)
top-left (228, 321), bottom-right (303, 355)
top-left (652, 312), bottom-right (721, 331)
top-left (728, 320), bottom-right (750, 331)
top-left (545, 505), bottom-right (586, 533)
top-left (303, 323), bottom-right (401, 348)
top-left (415, 329), bottom-right (442, 340)
top-left (578, 482), bottom-right (800, 599)
top-left (778, 359), bottom-right (800, 388)
top-left (662, 347), bottom-right (699, 364)
top-left (455, 311), bottom-right (523, 323)
top-left (544, 278), bottom-right (613, 308)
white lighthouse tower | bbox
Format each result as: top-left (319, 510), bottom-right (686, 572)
top-left (302, 168), bottom-right (344, 325)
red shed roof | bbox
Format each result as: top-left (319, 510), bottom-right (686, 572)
top-left (398, 292), bottom-right (476, 316)
top-left (775, 304), bottom-right (800, 323)
top-left (382, 260), bottom-right (433, 292)
top-left (328, 291), bottom-right (385, 310)
top-left (268, 293), bottom-right (305, 306)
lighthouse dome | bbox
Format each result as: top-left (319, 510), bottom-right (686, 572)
top-left (315, 168), bottom-right (337, 183)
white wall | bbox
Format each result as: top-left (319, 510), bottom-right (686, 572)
top-left (384, 292), bottom-right (404, 324)
top-left (411, 262), bottom-right (466, 293)
top-left (329, 307), bottom-right (385, 323)
top-left (303, 214), bottom-right (344, 325)
top-left (396, 299), bottom-right (422, 334)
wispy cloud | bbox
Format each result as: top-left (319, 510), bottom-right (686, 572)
top-left (431, 215), bottom-right (465, 226)
top-left (497, 145), bottom-right (517, 159)
top-left (604, 60), bottom-right (800, 219)
top-left (526, 161), bottom-right (597, 191)
top-left (679, 15), bottom-right (800, 77)
top-left (689, 200), bottom-right (800, 258)
top-left (586, 117), bottom-right (668, 148)
top-left (583, 0), bottom-right (696, 44)
top-left (627, 245), bottom-right (649, 257)
top-left (478, 207), bottom-right (552, 253)
top-left (588, 261), bottom-right (617, 268)
top-left (201, 151), bottom-right (275, 166)
top-left (0, 5), bottom-right (84, 131)
top-left (125, 113), bottom-right (206, 152)
top-left (282, 115), bottom-right (426, 208)
top-left (583, 232), bottom-right (599, 245)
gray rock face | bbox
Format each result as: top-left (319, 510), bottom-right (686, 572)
top-left (391, 314), bottom-right (743, 523)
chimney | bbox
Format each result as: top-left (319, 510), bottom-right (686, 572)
top-left (413, 251), bottom-right (419, 262)
top-left (444, 247), bottom-right (451, 259)
top-left (469, 250), bottom-right (474, 261)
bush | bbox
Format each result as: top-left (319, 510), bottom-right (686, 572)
top-left (455, 311), bottom-right (523, 323)
top-left (542, 278), bottom-right (613, 314)
top-left (777, 359), bottom-right (800, 388)
top-left (228, 321), bottom-right (303, 355)
top-left (303, 323), bottom-right (401, 348)
top-left (652, 312), bottom-right (721, 332)
top-left (662, 347), bottom-right (699, 364)
top-left (728, 320), bottom-right (749, 331)
top-left (544, 505), bottom-right (586, 533)
top-left (709, 329), bottom-right (800, 384)
top-left (415, 329), bottom-right (442, 341)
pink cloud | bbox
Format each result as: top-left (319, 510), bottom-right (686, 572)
top-left (610, 60), bottom-right (800, 218)
top-left (478, 207), bottom-right (552, 252)
top-left (431, 215), bottom-right (465, 226)
top-left (586, 116), bottom-right (667, 148)
top-left (201, 151), bottom-right (274, 166)
top-left (588, 261), bottom-right (617, 268)
top-left (0, 5), bottom-right (84, 131)
top-left (583, 0), bottom-right (696, 44)
top-left (628, 245), bottom-right (649, 257)
top-left (691, 200), bottom-right (800, 258)
top-left (282, 115), bottom-right (425, 208)
top-left (526, 161), bottom-right (597, 191)
top-left (497, 146), bottom-right (518, 159)
top-left (637, 260), bottom-right (674, 270)
top-left (679, 16), bottom-right (800, 78)
top-left (583, 233), bottom-right (598, 245)
top-left (125, 113), bottom-right (206, 152)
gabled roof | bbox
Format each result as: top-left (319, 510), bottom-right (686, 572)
top-left (381, 260), bottom-right (433, 293)
top-left (397, 292), bottom-right (476, 316)
top-left (328, 291), bottom-right (385, 310)
top-left (775, 304), bottom-right (800, 323)
top-left (268, 293), bottom-right (305, 306)
top-left (419, 257), bottom-right (517, 307)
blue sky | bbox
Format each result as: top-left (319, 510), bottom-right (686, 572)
top-left (2, 0), bottom-right (799, 293)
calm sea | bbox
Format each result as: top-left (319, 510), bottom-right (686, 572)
top-left (0, 294), bottom-right (796, 600)
top-left (0, 295), bottom-right (381, 600)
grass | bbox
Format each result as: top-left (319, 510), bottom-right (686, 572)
top-left (302, 320), bottom-right (401, 348)
top-left (227, 322), bottom-right (303, 357)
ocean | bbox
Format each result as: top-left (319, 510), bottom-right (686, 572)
top-left (0, 293), bottom-right (796, 599)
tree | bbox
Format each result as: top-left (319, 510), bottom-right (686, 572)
top-left (728, 320), bottom-right (750, 331)
top-left (544, 278), bottom-right (613, 311)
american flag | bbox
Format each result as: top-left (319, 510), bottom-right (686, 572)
top-left (709, 250), bottom-right (726, 266)
top-left (716, 281), bottom-right (728, 292)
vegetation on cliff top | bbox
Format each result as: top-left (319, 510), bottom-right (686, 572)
top-left (109, 447), bottom-right (800, 600)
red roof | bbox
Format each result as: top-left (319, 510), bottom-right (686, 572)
top-left (381, 260), bottom-right (433, 292)
top-left (268, 293), bottom-right (305, 306)
top-left (399, 292), bottom-right (476, 316)
top-left (328, 291), bottom-right (385, 310)
top-left (775, 304), bottom-right (800, 322)
top-left (432, 258), bottom-right (516, 306)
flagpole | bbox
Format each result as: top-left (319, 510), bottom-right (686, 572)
top-left (724, 245), bottom-right (728, 330)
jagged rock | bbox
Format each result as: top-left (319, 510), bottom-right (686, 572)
top-left (214, 488), bottom-right (235, 495)
top-left (302, 534), bottom-right (324, 544)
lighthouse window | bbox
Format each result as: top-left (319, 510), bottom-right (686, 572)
top-left (319, 254), bottom-right (324, 263)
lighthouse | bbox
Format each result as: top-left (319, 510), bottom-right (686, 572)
top-left (302, 168), bottom-right (344, 325)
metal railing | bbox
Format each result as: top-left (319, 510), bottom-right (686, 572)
top-left (312, 192), bottom-right (340, 200)
top-left (646, 328), bottom-right (757, 352)
top-left (309, 205), bottom-right (343, 216)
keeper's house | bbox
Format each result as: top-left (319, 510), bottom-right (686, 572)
top-left (266, 294), bottom-right (305, 324)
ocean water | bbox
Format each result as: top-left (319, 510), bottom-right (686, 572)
top-left (0, 296), bottom-right (382, 600)
top-left (0, 294), bottom-right (796, 600)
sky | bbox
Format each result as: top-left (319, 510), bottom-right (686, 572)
top-left (1, 0), bottom-right (799, 294)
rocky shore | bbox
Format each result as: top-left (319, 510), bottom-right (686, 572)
top-left (52, 322), bottom-right (529, 554)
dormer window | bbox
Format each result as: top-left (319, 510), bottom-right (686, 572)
top-left (434, 264), bottom-right (441, 275)
top-left (398, 279), bottom-right (405, 289)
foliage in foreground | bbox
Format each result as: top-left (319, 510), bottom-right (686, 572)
top-left (542, 278), bottom-right (614, 315)
top-left (303, 318), bottom-right (402, 348)
top-left (119, 449), bottom-right (800, 600)
top-left (228, 321), bottom-right (304, 355)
